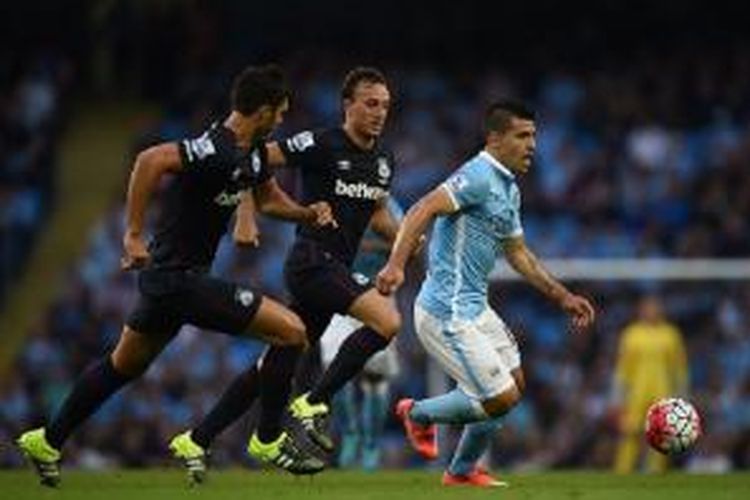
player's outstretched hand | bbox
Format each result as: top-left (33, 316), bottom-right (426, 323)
top-left (560, 293), bottom-right (595, 332)
top-left (121, 231), bottom-right (151, 271)
top-left (308, 201), bottom-right (338, 228)
top-left (376, 262), bottom-right (404, 295)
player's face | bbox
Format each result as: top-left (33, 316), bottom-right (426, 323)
top-left (638, 296), bottom-right (664, 323)
top-left (494, 117), bottom-right (536, 174)
top-left (344, 82), bottom-right (391, 139)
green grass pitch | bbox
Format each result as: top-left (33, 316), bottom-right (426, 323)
top-left (1, 469), bottom-right (748, 500)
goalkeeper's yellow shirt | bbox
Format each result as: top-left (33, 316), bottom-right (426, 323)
top-left (615, 320), bottom-right (688, 401)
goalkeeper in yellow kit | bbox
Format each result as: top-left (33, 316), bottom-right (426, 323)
top-left (612, 295), bottom-right (688, 473)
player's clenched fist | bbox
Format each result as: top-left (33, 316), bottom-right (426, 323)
top-left (308, 201), bottom-right (338, 228)
top-left (559, 293), bottom-right (596, 332)
top-left (376, 262), bottom-right (404, 295)
top-left (121, 230), bottom-right (150, 270)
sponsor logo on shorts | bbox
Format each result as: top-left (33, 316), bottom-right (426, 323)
top-left (235, 289), bottom-right (255, 307)
top-left (352, 273), bottom-right (370, 286)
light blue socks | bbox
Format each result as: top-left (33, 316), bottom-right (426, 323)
top-left (448, 417), bottom-right (502, 475)
top-left (410, 388), bottom-right (487, 425)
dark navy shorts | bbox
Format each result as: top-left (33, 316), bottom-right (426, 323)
top-left (284, 240), bottom-right (371, 342)
top-left (126, 268), bottom-right (263, 337)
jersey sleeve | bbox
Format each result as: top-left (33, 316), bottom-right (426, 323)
top-left (440, 165), bottom-right (490, 210)
top-left (509, 211), bottom-right (524, 238)
top-left (251, 146), bottom-right (274, 186)
top-left (278, 130), bottom-right (322, 169)
top-left (508, 185), bottom-right (524, 238)
top-left (177, 129), bottom-right (223, 173)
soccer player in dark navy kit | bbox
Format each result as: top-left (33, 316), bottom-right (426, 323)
top-left (176, 67), bottom-right (404, 476)
top-left (16, 65), bottom-right (335, 486)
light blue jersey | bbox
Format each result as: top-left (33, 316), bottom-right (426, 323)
top-left (417, 151), bottom-right (523, 321)
top-left (352, 197), bottom-right (404, 280)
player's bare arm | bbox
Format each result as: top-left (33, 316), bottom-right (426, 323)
top-left (254, 177), bottom-right (337, 228)
top-left (122, 142), bottom-right (183, 270)
top-left (376, 186), bottom-right (455, 294)
top-left (368, 197), bottom-right (400, 243)
top-left (502, 236), bottom-right (596, 331)
top-left (265, 142), bottom-right (287, 168)
top-left (233, 190), bottom-right (261, 247)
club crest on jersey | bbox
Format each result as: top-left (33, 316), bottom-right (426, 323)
top-left (352, 272), bottom-right (370, 286)
top-left (235, 288), bottom-right (255, 307)
top-left (337, 160), bottom-right (351, 170)
top-left (377, 157), bottom-right (391, 185)
top-left (251, 150), bottom-right (261, 174)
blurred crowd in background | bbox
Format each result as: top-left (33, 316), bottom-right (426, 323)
top-left (0, 49), bottom-right (72, 305)
top-left (1, 0), bottom-right (749, 472)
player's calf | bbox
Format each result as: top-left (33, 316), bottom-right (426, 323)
top-left (350, 289), bottom-right (402, 340)
top-left (370, 307), bottom-right (401, 339)
top-left (111, 327), bottom-right (170, 376)
top-left (244, 298), bottom-right (309, 348)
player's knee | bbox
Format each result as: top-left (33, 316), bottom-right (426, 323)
top-left (482, 384), bottom-right (522, 418)
top-left (110, 349), bottom-right (150, 377)
top-left (110, 334), bottom-right (155, 377)
top-left (278, 313), bottom-right (307, 347)
top-left (373, 309), bottom-right (401, 339)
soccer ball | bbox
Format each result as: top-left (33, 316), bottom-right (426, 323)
top-left (645, 397), bottom-right (702, 455)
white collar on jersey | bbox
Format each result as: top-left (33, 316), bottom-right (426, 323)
top-left (479, 150), bottom-right (515, 178)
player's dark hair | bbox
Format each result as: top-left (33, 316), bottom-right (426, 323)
top-left (485, 99), bottom-right (535, 133)
top-left (231, 64), bottom-right (289, 115)
top-left (341, 67), bottom-right (387, 101)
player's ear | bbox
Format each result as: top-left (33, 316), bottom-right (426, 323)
top-left (254, 104), bottom-right (274, 121)
top-left (486, 129), bottom-right (502, 147)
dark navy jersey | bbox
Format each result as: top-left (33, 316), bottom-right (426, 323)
top-left (148, 122), bottom-right (272, 271)
top-left (278, 127), bottom-right (395, 267)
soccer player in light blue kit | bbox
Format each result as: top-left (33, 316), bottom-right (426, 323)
top-left (376, 100), bottom-right (595, 487)
top-left (319, 196), bottom-right (404, 470)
